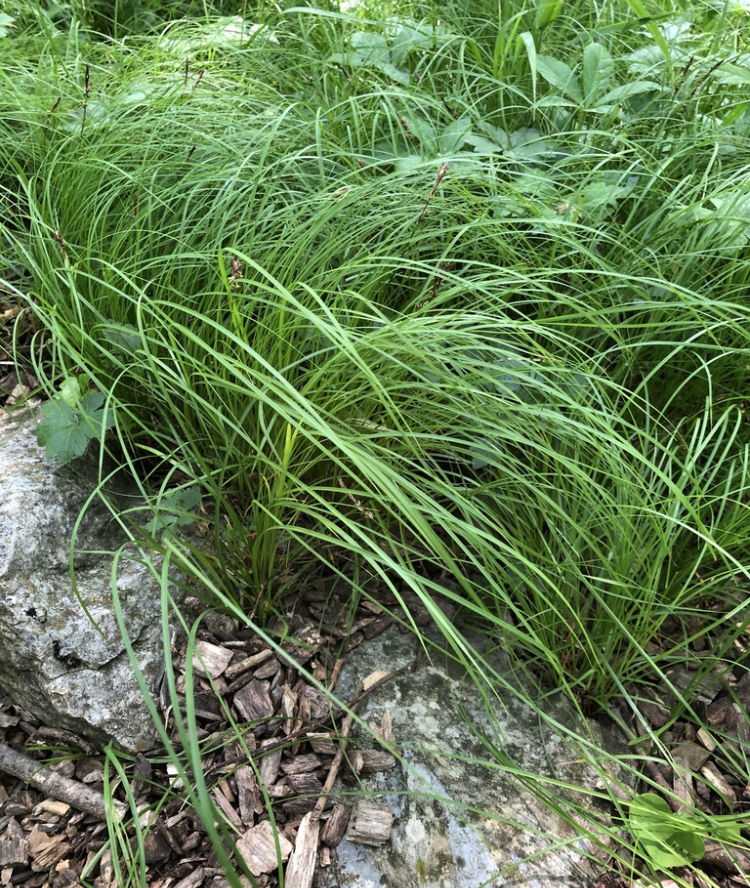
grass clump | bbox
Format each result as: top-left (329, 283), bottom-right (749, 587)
top-left (1, 0), bottom-right (750, 882)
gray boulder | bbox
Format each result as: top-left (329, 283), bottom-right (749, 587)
top-left (319, 624), bottom-right (625, 888)
top-left (0, 409), bottom-right (171, 752)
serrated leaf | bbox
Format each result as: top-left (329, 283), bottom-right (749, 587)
top-left (78, 392), bottom-right (116, 437)
top-left (37, 401), bottom-right (90, 463)
top-left (350, 30), bottom-right (390, 56)
top-left (146, 487), bottom-right (203, 536)
top-left (401, 112), bottom-right (437, 153)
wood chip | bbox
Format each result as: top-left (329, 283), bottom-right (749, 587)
top-left (259, 748), bottom-right (282, 788)
top-left (236, 821), bottom-right (293, 877)
top-left (225, 651), bottom-right (274, 681)
top-left (700, 762), bottom-right (737, 805)
top-left (696, 727), bottom-right (717, 752)
top-left (192, 641), bottom-right (234, 680)
top-left (173, 867), bottom-right (206, 888)
top-left (280, 755), bottom-right (322, 776)
top-left (27, 829), bottom-right (69, 872)
top-left (234, 681), bottom-right (274, 727)
top-left (281, 685), bottom-right (298, 735)
top-left (361, 671), bottom-right (390, 692)
top-left (0, 839), bottom-right (27, 867)
top-left (211, 788), bottom-right (242, 828)
top-left (671, 742), bottom-right (710, 773)
top-left (254, 660), bottom-right (280, 681)
top-left (706, 697), bottom-right (739, 731)
top-left (345, 800), bottom-right (393, 847)
top-left (235, 766), bottom-right (264, 821)
top-left (320, 805), bottom-right (350, 848)
top-left (672, 770), bottom-right (694, 812)
top-left (284, 812), bottom-right (319, 888)
top-left (281, 622), bottom-right (323, 666)
top-left (37, 800), bottom-right (71, 818)
top-left (285, 773), bottom-right (323, 796)
top-left (307, 734), bottom-right (336, 756)
top-left (350, 749), bottom-right (396, 774)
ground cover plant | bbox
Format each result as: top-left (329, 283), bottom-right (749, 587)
top-left (2, 0), bottom-right (750, 883)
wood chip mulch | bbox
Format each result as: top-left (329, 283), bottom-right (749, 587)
top-left (0, 586), bottom-right (432, 888)
top-left (2, 534), bottom-right (750, 888)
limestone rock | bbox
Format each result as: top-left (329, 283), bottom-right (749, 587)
top-left (0, 409), bottom-right (174, 752)
top-left (319, 624), bottom-right (627, 888)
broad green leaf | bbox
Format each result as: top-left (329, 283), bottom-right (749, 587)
top-left (400, 113), bottom-right (437, 154)
top-left (518, 31), bottom-right (537, 101)
top-left (638, 836), bottom-right (696, 869)
top-left (440, 118), bottom-right (472, 154)
top-left (669, 830), bottom-right (705, 862)
top-left (713, 820), bottom-right (742, 844)
top-left (0, 13), bottom-right (14, 38)
top-left (78, 392), bottom-right (116, 437)
top-left (58, 377), bottom-right (83, 408)
top-left (103, 322), bottom-right (142, 356)
top-left (714, 62), bottom-right (750, 86)
top-left (536, 54), bottom-right (583, 103)
top-left (350, 30), bottom-right (390, 61)
top-left (464, 134), bottom-right (503, 154)
top-left (375, 62), bottom-right (410, 85)
top-left (37, 401), bottom-right (90, 464)
top-left (389, 22), bottom-right (434, 65)
top-left (582, 42), bottom-right (614, 104)
top-left (595, 80), bottom-right (663, 106)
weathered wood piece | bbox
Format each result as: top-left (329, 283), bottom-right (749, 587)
top-left (320, 804), bottom-right (350, 848)
top-left (671, 742), bottom-right (710, 773)
top-left (173, 866), bottom-right (206, 888)
top-left (211, 788), bottom-right (242, 828)
top-left (345, 800), bottom-right (393, 847)
top-left (234, 680), bottom-right (274, 726)
top-left (350, 750), bottom-right (396, 774)
top-left (0, 742), bottom-right (125, 821)
top-left (281, 755), bottom-right (322, 776)
top-left (259, 747), bottom-right (283, 788)
top-left (307, 733), bottom-right (336, 756)
top-left (284, 812), bottom-right (319, 888)
top-left (235, 766), bottom-right (264, 821)
top-left (0, 838), bottom-right (27, 866)
top-left (236, 821), bottom-right (293, 877)
top-left (286, 773), bottom-right (323, 796)
top-left (700, 762), bottom-right (737, 805)
top-left (27, 828), bottom-right (69, 872)
top-left (225, 650), bottom-right (274, 682)
top-left (696, 727), bottom-right (717, 752)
